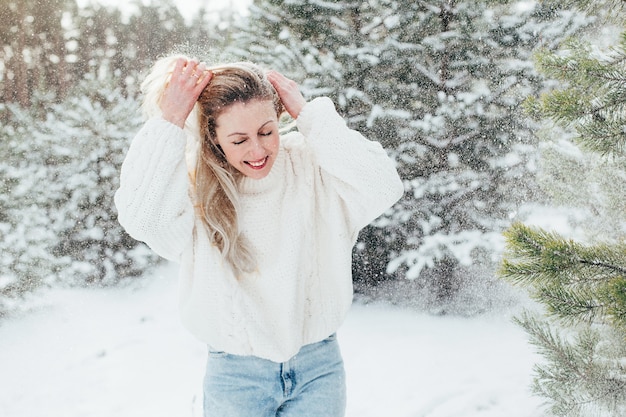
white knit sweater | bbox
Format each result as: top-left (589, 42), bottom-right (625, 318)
top-left (115, 97), bottom-right (403, 362)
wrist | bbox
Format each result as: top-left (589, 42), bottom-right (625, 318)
top-left (162, 113), bottom-right (186, 129)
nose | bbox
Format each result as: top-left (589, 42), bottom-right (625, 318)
top-left (248, 138), bottom-right (265, 159)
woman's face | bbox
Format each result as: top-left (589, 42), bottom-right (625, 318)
top-left (215, 99), bottom-right (280, 180)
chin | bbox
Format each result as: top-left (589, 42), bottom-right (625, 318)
top-left (247, 171), bottom-right (269, 180)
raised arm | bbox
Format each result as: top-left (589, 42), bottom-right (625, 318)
top-left (268, 70), bottom-right (403, 234)
top-left (114, 59), bottom-right (212, 261)
top-left (298, 97), bottom-right (404, 232)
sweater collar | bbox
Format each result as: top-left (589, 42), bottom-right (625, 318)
top-left (237, 144), bottom-right (285, 195)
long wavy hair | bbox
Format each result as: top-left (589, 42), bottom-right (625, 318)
top-left (140, 54), bottom-right (284, 277)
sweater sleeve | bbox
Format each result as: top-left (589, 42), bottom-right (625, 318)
top-left (114, 117), bottom-right (195, 262)
top-left (296, 97), bottom-right (404, 234)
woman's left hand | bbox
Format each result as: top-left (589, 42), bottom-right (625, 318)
top-left (267, 71), bottom-right (307, 119)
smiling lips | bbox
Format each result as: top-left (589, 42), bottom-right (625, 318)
top-left (246, 156), bottom-right (269, 170)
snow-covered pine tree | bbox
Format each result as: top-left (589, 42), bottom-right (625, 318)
top-left (0, 97), bottom-right (62, 316)
top-left (43, 77), bottom-right (161, 286)
top-left (500, 10), bottom-right (626, 416)
top-left (230, 0), bottom-right (590, 308)
top-left (376, 1), bottom-right (592, 304)
top-left (0, 77), bottom-right (160, 315)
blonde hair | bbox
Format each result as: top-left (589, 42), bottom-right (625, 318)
top-left (140, 54), bottom-right (284, 277)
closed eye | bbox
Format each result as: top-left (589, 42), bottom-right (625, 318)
top-left (259, 131), bottom-right (273, 137)
top-left (233, 138), bottom-right (247, 145)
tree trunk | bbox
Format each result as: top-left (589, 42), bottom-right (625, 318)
top-left (16, 0), bottom-right (30, 106)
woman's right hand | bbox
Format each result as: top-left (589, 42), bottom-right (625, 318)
top-left (160, 58), bottom-right (213, 128)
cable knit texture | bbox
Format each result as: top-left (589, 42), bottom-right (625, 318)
top-left (115, 97), bottom-right (404, 362)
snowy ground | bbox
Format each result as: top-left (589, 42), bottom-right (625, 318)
top-left (0, 262), bottom-right (546, 417)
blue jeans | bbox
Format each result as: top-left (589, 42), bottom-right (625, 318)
top-left (203, 334), bottom-right (346, 417)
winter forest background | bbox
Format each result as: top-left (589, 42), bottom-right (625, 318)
top-left (1, 0), bottom-right (625, 416)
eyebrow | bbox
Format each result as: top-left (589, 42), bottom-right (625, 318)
top-left (227, 120), bottom-right (275, 137)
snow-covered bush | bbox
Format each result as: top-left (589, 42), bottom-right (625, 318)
top-left (42, 77), bottom-right (160, 286)
top-left (0, 78), bottom-right (160, 317)
top-left (0, 101), bottom-right (63, 315)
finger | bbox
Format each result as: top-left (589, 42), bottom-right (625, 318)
top-left (170, 58), bottom-right (197, 86)
top-left (171, 58), bottom-right (187, 78)
top-left (266, 70), bottom-right (280, 83)
top-left (179, 61), bottom-right (205, 86)
top-left (196, 69), bottom-right (213, 89)
top-left (182, 59), bottom-right (199, 77)
top-left (266, 70), bottom-right (286, 88)
top-left (267, 71), bottom-right (298, 96)
top-left (192, 62), bottom-right (207, 82)
top-left (267, 69), bottom-right (286, 79)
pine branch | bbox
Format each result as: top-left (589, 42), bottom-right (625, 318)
top-left (529, 33), bottom-right (626, 156)
top-left (538, 285), bottom-right (604, 324)
top-left (606, 276), bottom-right (626, 327)
top-left (501, 223), bottom-right (626, 282)
top-left (515, 312), bottom-right (596, 382)
top-left (516, 312), bottom-right (626, 416)
top-left (501, 223), bottom-right (626, 326)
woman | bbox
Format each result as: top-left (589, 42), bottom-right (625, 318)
top-left (114, 55), bottom-right (404, 417)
